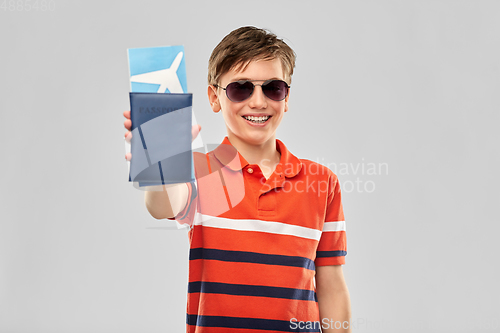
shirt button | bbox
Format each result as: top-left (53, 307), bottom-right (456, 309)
top-left (247, 167), bottom-right (253, 174)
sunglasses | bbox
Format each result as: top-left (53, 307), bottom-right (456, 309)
top-left (215, 79), bottom-right (290, 102)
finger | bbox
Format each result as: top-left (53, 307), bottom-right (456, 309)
top-left (191, 124), bottom-right (202, 141)
top-left (124, 119), bottom-right (132, 130)
top-left (123, 110), bottom-right (131, 119)
top-left (125, 152), bottom-right (132, 161)
top-left (125, 131), bottom-right (132, 143)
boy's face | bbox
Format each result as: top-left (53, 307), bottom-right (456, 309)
top-left (208, 58), bottom-right (289, 147)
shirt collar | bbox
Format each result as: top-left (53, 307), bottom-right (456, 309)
top-left (213, 136), bottom-right (302, 177)
top-left (275, 138), bottom-right (302, 177)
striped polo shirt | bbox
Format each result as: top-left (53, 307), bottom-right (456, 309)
top-left (170, 137), bottom-right (346, 333)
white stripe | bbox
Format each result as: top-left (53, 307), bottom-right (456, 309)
top-left (193, 214), bottom-right (322, 241)
top-left (323, 221), bottom-right (346, 232)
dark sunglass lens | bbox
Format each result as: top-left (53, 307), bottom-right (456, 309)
top-left (262, 80), bottom-right (288, 101)
top-left (226, 81), bottom-right (254, 102)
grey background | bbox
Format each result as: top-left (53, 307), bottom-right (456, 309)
top-left (1, 0), bottom-right (499, 332)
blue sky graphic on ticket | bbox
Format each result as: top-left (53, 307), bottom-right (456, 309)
top-left (128, 45), bottom-right (188, 93)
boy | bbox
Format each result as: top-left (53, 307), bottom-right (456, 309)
top-left (124, 26), bottom-right (351, 333)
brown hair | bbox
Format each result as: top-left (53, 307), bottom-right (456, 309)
top-left (208, 26), bottom-right (296, 86)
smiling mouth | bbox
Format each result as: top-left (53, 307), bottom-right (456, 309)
top-left (242, 115), bottom-right (271, 123)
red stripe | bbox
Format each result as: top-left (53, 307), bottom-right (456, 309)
top-left (190, 225), bottom-right (319, 258)
top-left (189, 260), bottom-right (315, 289)
top-left (187, 293), bottom-right (318, 321)
top-left (316, 230), bottom-right (346, 252)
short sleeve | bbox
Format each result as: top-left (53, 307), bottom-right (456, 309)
top-left (315, 172), bottom-right (347, 266)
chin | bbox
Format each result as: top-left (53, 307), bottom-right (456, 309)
top-left (243, 132), bottom-right (275, 145)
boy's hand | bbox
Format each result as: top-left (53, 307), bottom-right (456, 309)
top-left (123, 110), bottom-right (201, 161)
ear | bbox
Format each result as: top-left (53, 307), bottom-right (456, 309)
top-left (207, 85), bottom-right (221, 113)
top-left (284, 88), bottom-right (290, 112)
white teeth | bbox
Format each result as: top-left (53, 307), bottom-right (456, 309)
top-left (243, 115), bottom-right (270, 123)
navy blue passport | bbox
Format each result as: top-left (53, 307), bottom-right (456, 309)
top-left (129, 92), bottom-right (194, 186)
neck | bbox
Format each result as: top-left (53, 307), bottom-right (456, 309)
top-left (227, 133), bottom-right (281, 176)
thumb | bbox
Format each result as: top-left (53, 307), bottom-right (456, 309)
top-left (191, 124), bottom-right (202, 141)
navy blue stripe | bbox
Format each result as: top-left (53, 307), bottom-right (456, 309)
top-left (190, 248), bottom-right (315, 271)
top-left (187, 314), bottom-right (321, 332)
top-left (188, 281), bottom-right (316, 302)
top-left (316, 250), bottom-right (347, 258)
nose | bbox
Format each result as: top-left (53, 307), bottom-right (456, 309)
top-left (248, 85), bottom-right (267, 109)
